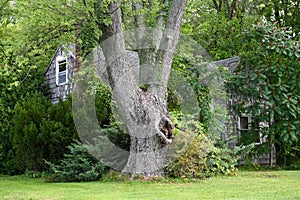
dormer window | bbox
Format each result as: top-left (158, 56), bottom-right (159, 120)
top-left (56, 56), bottom-right (68, 85)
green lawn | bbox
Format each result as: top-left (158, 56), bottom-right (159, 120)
top-left (0, 171), bottom-right (299, 200)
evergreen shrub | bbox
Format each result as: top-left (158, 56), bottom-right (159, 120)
top-left (11, 94), bottom-right (78, 173)
top-left (45, 141), bottom-right (106, 182)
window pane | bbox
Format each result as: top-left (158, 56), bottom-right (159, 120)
top-left (58, 60), bottom-right (66, 72)
top-left (240, 117), bottom-right (249, 129)
top-left (239, 130), bottom-right (260, 145)
top-left (58, 73), bottom-right (67, 84)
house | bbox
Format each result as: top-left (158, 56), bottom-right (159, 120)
top-left (227, 91), bottom-right (276, 166)
top-left (44, 45), bottom-right (76, 104)
top-left (210, 57), bottom-right (276, 166)
top-left (44, 47), bottom-right (275, 165)
top-left (44, 45), bottom-right (139, 104)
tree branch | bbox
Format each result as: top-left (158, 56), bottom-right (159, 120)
top-left (212, 0), bottom-right (220, 12)
top-left (218, 0), bottom-right (222, 12)
top-left (228, 0), bottom-right (238, 20)
top-left (154, 0), bottom-right (188, 91)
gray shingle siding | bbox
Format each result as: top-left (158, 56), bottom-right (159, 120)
top-left (44, 45), bottom-right (75, 104)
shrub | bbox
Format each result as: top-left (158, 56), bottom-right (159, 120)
top-left (166, 111), bottom-right (254, 178)
top-left (44, 141), bottom-right (106, 182)
top-left (204, 138), bottom-right (254, 176)
top-left (167, 134), bottom-right (254, 178)
top-left (11, 94), bottom-right (78, 173)
top-left (230, 19), bottom-right (300, 166)
top-left (166, 112), bottom-right (210, 179)
top-left (166, 134), bottom-right (211, 179)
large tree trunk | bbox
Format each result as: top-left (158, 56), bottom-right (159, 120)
top-left (122, 86), bottom-right (174, 177)
top-left (100, 0), bottom-right (187, 177)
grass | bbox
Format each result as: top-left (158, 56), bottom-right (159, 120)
top-left (0, 171), bottom-right (300, 200)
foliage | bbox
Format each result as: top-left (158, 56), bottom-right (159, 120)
top-left (205, 138), bottom-right (254, 176)
top-left (284, 159), bottom-right (300, 170)
top-left (170, 57), bottom-right (212, 131)
top-left (166, 111), bottom-right (208, 179)
top-left (0, 0), bottom-right (75, 175)
top-left (167, 134), bottom-right (253, 179)
top-left (44, 141), bottom-right (106, 182)
top-left (166, 133), bottom-right (210, 179)
top-left (259, 0), bottom-right (300, 33)
top-left (166, 112), bottom-right (254, 179)
top-left (183, 0), bottom-right (257, 60)
top-left (4, 0), bottom-right (298, 178)
top-left (101, 124), bottom-right (130, 151)
top-left (0, 64), bottom-right (46, 175)
top-left (94, 85), bottom-right (113, 127)
top-left (230, 18), bottom-right (300, 165)
top-left (72, 62), bottom-right (129, 148)
top-left (9, 94), bottom-right (78, 174)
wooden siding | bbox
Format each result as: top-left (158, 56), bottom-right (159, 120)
top-left (44, 45), bottom-right (75, 104)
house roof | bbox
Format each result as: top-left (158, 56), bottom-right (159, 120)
top-left (210, 56), bottom-right (240, 72)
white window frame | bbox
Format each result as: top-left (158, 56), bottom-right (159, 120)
top-left (56, 55), bottom-right (68, 86)
top-left (238, 114), bottom-right (262, 145)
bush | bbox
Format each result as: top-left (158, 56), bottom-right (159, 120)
top-left (167, 134), bottom-right (254, 179)
top-left (204, 139), bottom-right (254, 176)
top-left (44, 141), bottom-right (106, 182)
top-left (166, 112), bottom-right (210, 179)
top-left (166, 134), bottom-right (211, 179)
top-left (230, 19), bottom-right (300, 166)
top-left (166, 112), bottom-right (254, 178)
top-left (10, 94), bottom-right (78, 173)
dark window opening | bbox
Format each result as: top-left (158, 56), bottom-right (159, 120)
top-left (240, 117), bottom-right (249, 129)
top-left (239, 116), bottom-right (260, 145)
top-left (58, 60), bottom-right (67, 72)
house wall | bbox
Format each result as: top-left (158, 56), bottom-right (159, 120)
top-left (227, 93), bottom-right (277, 165)
top-left (44, 46), bottom-right (76, 104)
